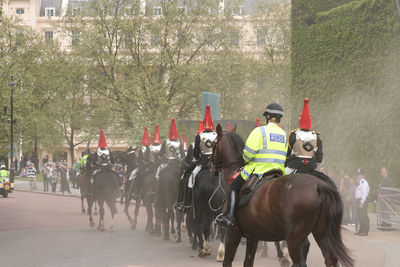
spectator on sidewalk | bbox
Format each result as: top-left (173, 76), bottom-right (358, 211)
top-left (50, 163), bottom-right (58, 193)
top-left (69, 165), bottom-right (77, 189)
top-left (341, 175), bottom-right (352, 225)
top-left (26, 161), bottom-right (37, 191)
top-left (42, 162), bottom-right (49, 192)
top-left (379, 167), bottom-right (392, 188)
top-left (354, 168), bottom-right (370, 236)
top-left (59, 164), bottom-right (71, 194)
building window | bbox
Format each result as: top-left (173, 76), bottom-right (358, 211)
top-left (153, 7), bottom-right (162, 16)
top-left (71, 30), bottom-right (81, 46)
top-left (230, 29), bottom-right (240, 46)
top-left (16, 9), bottom-right (25, 15)
top-left (256, 29), bottom-right (266, 45)
top-left (45, 7), bottom-right (56, 17)
top-left (44, 31), bottom-right (54, 43)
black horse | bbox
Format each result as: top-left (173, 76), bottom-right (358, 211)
top-left (77, 152), bottom-right (98, 215)
top-left (84, 151), bottom-right (120, 231)
top-left (191, 163), bottom-right (227, 258)
top-left (154, 158), bottom-right (182, 240)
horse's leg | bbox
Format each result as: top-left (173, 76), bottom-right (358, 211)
top-left (277, 241), bottom-right (292, 267)
top-left (313, 234), bottom-right (338, 267)
top-left (97, 198), bottom-right (105, 231)
top-left (170, 207), bottom-right (177, 241)
top-left (302, 238), bottom-right (310, 262)
top-left (201, 218), bottom-right (212, 256)
top-left (133, 195), bottom-right (141, 230)
top-left (223, 226), bottom-right (242, 267)
top-left (94, 201), bottom-right (98, 216)
top-left (87, 196), bottom-right (95, 228)
top-left (286, 236), bottom-right (307, 267)
top-left (176, 211), bottom-right (182, 243)
top-left (217, 225), bottom-right (226, 262)
top-left (145, 196), bottom-right (156, 234)
top-left (81, 195), bottom-right (86, 214)
top-left (105, 191), bottom-right (117, 232)
top-left (243, 238), bottom-right (258, 267)
top-left (260, 241), bottom-right (268, 257)
top-left (195, 221), bottom-right (205, 257)
top-left (124, 193), bottom-right (135, 229)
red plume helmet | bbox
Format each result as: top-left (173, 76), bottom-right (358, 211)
top-left (152, 124), bottom-right (161, 145)
top-left (299, 98), bottom-right (312, 130)
top-left (169, 118), bottom-right (179, 141)
top-left (197, 120), bottom-right (204, 135)
top-left (141, 127), bottom-right (150, 146)
top-left (182, 134), bottom-right (188, 151)
top-left (226, 122), bottom-right (231, 131)
top-left (203, 105), bottom-right (214, 131)
top-left (256, 118), bottom-right (261, 127)
top-left (98, 130), bottom-right (108, 148)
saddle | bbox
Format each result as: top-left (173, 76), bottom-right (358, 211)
top-left (238, 169), bottom-right (283, 208)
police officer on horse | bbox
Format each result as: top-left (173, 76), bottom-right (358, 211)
top-left (216, 102), bottom-right (288, 227)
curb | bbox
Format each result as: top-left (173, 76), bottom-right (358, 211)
top-left (14, 189), bottom-right (81, 198)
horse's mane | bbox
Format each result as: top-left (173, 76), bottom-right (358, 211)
top-left (226, 132), bottom-right (245, 160)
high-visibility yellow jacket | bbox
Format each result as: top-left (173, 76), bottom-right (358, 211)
top-left (0, 170), bottom-right (9, 179)
top-left (80, 155), bottom-right (88, 169)
top-left (241, 122), bottom-right (288, 180)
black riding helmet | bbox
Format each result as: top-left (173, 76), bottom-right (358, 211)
top-left (263, 103), bottom-right (284, 123)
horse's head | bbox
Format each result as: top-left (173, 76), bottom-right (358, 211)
top-left (211, 123), bottom-right (242, 176)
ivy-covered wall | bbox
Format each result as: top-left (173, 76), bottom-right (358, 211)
top-left (291, 0), bottom-right (400, 188)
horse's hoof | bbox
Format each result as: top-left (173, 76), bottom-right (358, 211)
top-left (93, 211), bottom-right (98, 216)
top-left (98, 226), bottom-right (105, 231)
top-left (81, 208), bottom-right (86, 214)
top-left (89, 221), bottom-right (95, 228)
top-left (204, 247), bottom-right (211, 255)
top-left (130, 224), bottom-right (136, 230)
top-left (279, 257), bottom-right (291, 267)
top-left (171, 232), bottom-right (178, 241)
top-left (109, 225), bottom-right (115, 232)
top-left (176, 237), bottom-right (182, 243)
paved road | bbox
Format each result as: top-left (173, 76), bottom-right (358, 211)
top-left (0, 190), bottom-right (399, 267)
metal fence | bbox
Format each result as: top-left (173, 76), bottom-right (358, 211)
top-left (377, 187), bottom-right (400, 229)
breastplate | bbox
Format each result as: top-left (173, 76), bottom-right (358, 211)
top-left (293, 130), bottom-right (317, 159)
top-left (199, 131), bottom-right (217, 155)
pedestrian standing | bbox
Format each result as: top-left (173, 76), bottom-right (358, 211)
top-left (26, 161), bottom-right (37, 191)
top-left (59, 164), bottom-right (70, 194)
top-left (50, 164), bottom-right (58, 193)
top-left (42, 162), bottom-right (49, 192)
top-left (354, 168), bottom-right (370, 236)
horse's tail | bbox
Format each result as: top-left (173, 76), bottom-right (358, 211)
top-left (317, 184), bottom-right (354, 267)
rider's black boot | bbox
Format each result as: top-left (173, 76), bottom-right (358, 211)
top-left (174, 177), bottom-right (185, 211)
top-left (216, 189), bottom-right (238, 227)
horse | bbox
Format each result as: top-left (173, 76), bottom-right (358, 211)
top-left (191, 160), bottom-right (227, 258)
top-left (76, 152), bottom-right (98, 215)
top-left (123, 148), bottom-right (141, 229)
top-left (87, 165), bottom-right (120, 231)
top-left (211, 124), bottom-right (354, 267)
top-left (154, 158), bottom-right (182, 241)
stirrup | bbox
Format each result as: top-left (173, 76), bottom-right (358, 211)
top-left (216, 213), bottom-right (234, 227)
top-left (173, 202), bottom-right (182, 210)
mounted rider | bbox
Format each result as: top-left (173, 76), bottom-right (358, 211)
top-left (285, 98), bottom-right (335, 188)
top-left (79, 148), bottom-right (91, 175)
top-left (216, 102), bottom-right (288, 227)
top-left (175, 105), bottom-right (217, 212)
top-left (96, 130), bottom-right (111, 167)
top-left (127, 126), bottom-right (151, 187)
top-left (156, 118), bottom-right (183, 180)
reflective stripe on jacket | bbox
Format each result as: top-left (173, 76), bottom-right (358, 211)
top-left (241, 122), bottom-right (288, 180)
top-left (80, 155), bottom-right (88, 168)
top-left (0, 170), bottom-right (9, 178)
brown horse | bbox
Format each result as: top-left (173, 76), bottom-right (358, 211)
top-left (211, 124), bottom-right (354, 267)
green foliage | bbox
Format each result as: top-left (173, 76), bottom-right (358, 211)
top-left (291, 0), bottom-right (400, 187)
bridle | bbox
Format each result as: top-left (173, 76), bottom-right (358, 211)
top-left (211, 134), bottom-right (243, 175)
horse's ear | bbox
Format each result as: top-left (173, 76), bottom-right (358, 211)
top-left (216, 124), bottom-right (223, 136)
top-left (231, 124), bottom-right (237, 133)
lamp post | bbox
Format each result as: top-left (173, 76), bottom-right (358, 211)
top-left (9, 76), bottom-right (15, 181)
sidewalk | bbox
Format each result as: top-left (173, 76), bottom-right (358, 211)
top-left (14, 179), bottom-right (81, 197)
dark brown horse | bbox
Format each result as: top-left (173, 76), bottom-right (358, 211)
top-left (211, 124), bottom-right (354, 267)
